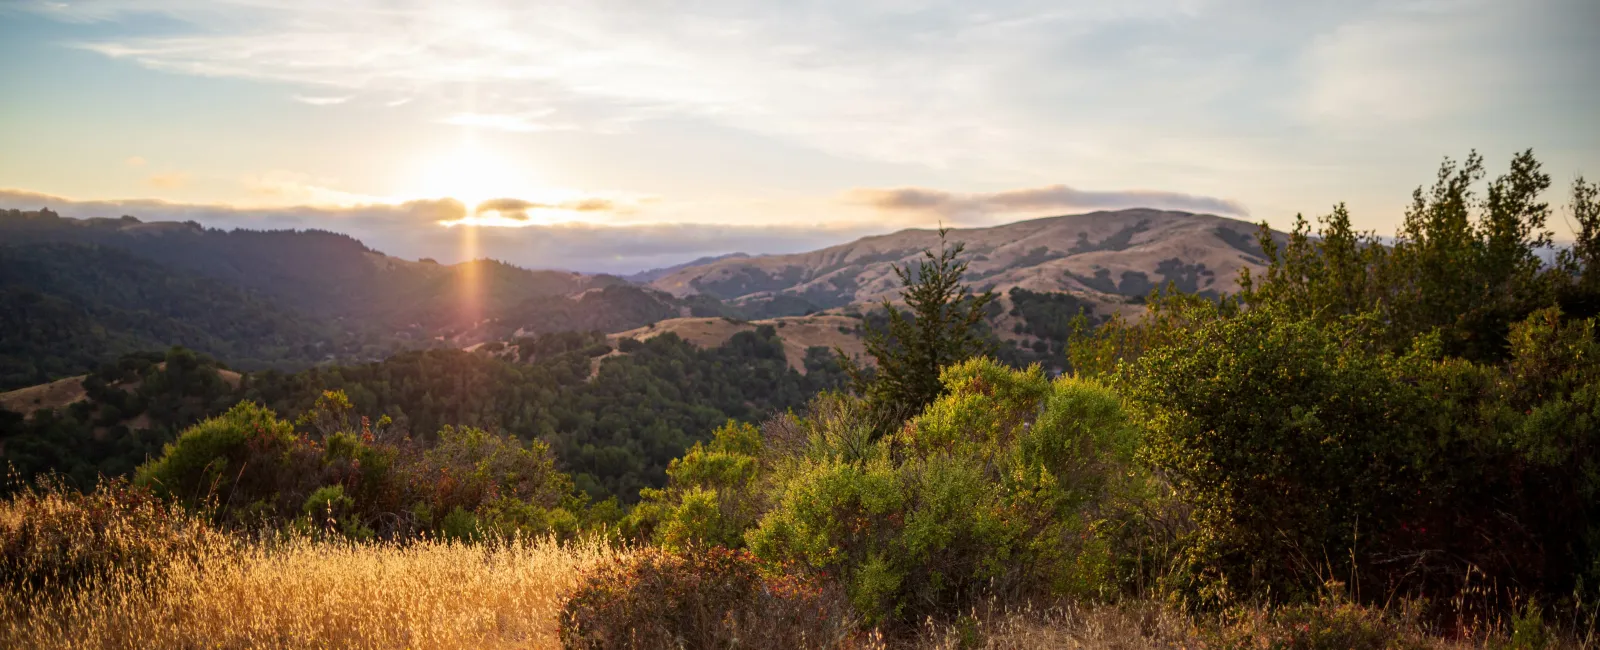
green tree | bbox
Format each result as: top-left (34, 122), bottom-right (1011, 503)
top-left (1239, 150), bottom-right (1568, 362)
top-left (1558, 177), bottom-right (1600, 317)
top-left (840, 227), bottom-right (995, 432)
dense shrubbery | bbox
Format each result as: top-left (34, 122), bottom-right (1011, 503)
top-left (558, 546), bottom-right (857, 649)
top-left (1121, 302), bottom-right (1600, 607)
top-left (750, 360), bottom-right (1141, 623)
top-left (624, 358), bottom-right (1144, 625)
top-left (624, 421), bottom-right (768, 550)
top-left (1087, 152), bottom-right (1600, 609)
top-left (130, 392), bottom-right (593, 540)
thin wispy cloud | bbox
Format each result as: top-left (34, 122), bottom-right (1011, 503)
top-left (8, 0), bottom-right (1596, 234)
top-left (292, 95), bottom-right (353, 106)
top-left (38, 0), bottom-right (1589, 173)
top-left (440, 113), bottom-right (574, 133)
top-left (145, 172), bottom-right (189, 189)
top-left (848, 185), bottom-right (1249, 220)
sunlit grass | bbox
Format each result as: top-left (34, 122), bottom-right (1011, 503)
top-left (3, 524), bottom-right (627, 649)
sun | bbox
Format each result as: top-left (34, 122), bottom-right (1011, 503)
top-left (414, 141), bottom-right (533, 214)
top-left (407, 139), bottom-right (604, 227)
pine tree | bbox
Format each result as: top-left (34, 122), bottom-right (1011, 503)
top-left (840, 227), bottom-right (995, 433)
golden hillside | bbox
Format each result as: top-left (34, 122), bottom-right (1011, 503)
top-left (649, 208), bottom-right (1281, 316)
top-left (608, 314), bottom-right (869, 373)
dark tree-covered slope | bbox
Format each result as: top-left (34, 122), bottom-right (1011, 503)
top-left (0, 243), bottom-right (388, 390)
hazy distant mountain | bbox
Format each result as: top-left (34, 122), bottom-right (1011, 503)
top-left (650, 208), bottom-right (1285, 317)
top-left (623, 252), bottom-right (751, 284)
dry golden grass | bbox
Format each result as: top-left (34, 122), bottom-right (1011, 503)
top-left (900, 600), bottom-right (1217, 650)
top-left (3, 485), bottom-right (1591, 649)
top-left (3, 534), bottom-right (628, 650)
top-left (609, 314), bottom-right (869, 373)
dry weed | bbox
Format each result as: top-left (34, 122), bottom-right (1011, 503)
top-left (2, 534), bottom-right (628, 649)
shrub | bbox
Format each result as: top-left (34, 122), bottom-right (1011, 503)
top-left (1123, 304), bottom-right (1600, 605)
top-left (624, 421), bottom-right (766, 549)
top-left (131, 396), bottom-right (589, 540)
top-left (558, 546), bottom-right (856, 649)
top-left (405, 424), bottom-right (580, 539)
top-left (134, 400), bottom-right (314, 518)
top-left (748, 358), bottom-right (1142, 624)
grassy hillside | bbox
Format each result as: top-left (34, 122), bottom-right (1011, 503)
top-left (649, 208), bottom-right (1287, 318)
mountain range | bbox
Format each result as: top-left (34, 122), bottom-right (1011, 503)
top-left (0, 206), bottom-right (1280, 390)
top-left (649, 208), bottom-right (1280, 319)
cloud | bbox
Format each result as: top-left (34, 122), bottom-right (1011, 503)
top-left (385, 97), bottom-right (412, 107)
top-left (563, 198), bottom-right (615, 212)
top-left (848, 184), bottom-right (1249, 219)
top-left (17, 0), bottom-right (1597, 229)
top-left (146, 172), bottom-right (190, 189)
top-left (473, 197), bottom-right (618, 220)
top-left (25, 0), bottom-right (1344, 170)
top-left (440, 112), bottom-right (575, 133)
top-left (242, 170), bottom-right (382, 206)
top-left (474, 197), bottom-right (538, 220)
top-left (124, 156), bottom-right (146, 168)
top-left (292, 94), bottom-right (353, 106)
top-left (400, 198), bottom-right (468, 222)
top-left (0, 189), bottom-right (871, 274)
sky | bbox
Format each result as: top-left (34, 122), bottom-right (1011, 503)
top-left (1, 0), bottom-right (1596, 273)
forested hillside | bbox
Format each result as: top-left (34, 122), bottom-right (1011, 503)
top-left (0, 209), bottom-right (697, 342)
top-left (1, 327), bottom-right (845, 501)
top-left (0, 243), bottom-right (392, 391)
top-left (0, 209), bottom-right (748, 385)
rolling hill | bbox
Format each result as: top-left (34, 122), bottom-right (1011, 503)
top-left (608, 314), bottom-right (868, 373)
top-left (649, 208), bottom-right (1283, 318)
top-left (0, 209), bottom-right (712, 385)
top-left (0, 242), bottom-right (373, 390)
top-left (0, 209), bottom-right (629, 338)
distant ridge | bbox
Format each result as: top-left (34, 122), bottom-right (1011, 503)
top-left (649, 208), bottom-right (1286, 317)
top-left (624, 252), bottom-right (752, 284)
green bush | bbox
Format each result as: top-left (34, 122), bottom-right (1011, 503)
top-left (748, 358), bottom-right (1142, 623)
top-left (558, 546), bottom-right (856, 649)
top-left (407, 424), bottom-right (579, 538)
top-left (624, 421), bottom-right (766, 549)
top-left (134, 400), bottom-right (313, 517)
top-left (1123, 304), bottom-right (1600, 603)
top-left (132, 394), bottom-right (591, 540)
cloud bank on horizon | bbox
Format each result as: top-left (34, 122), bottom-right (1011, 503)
top-left (0, 189), bottom-right (883, 274)
top-left (1, 0), bottom-right (1595, 259)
